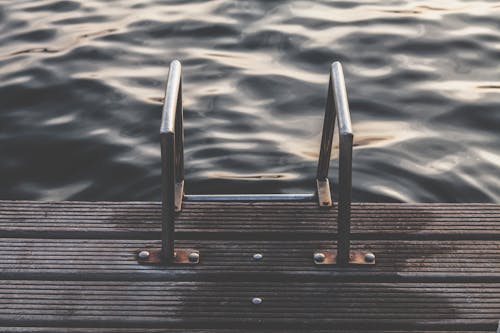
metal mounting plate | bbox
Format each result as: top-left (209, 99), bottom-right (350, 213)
top-left (137, 248), bottom-right (199, 264)
top-left (313, 250), bottom-right (375, 265)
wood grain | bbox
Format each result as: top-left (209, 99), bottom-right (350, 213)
top-left (0, 200), bottom-right (498, 331)
top-left (0, 280), bottom-right (499, 328)
top-left (0, 239), bottom-right (499, 281)
top-left (0, 201), bottom-right (498, 238)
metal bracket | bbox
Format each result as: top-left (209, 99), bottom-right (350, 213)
top-left (137, 249), bottom-right (199, 265)
top-left (313, 250), bottom-right (375, 265)
top-left (175, 180), bottom-right (184, 212)
top-left (316, 179), bottom-right (332, 207)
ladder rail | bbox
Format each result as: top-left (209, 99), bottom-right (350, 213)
top-left (160, 60), bottom-right (184, 263)
top-left (155, 60), bottom-right (367, 266)
top-left (316, 62), bottom-right (354, 265)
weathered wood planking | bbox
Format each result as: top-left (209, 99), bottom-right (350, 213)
top-left (0, 200), bottom-right (499, 331)
top-left (1, 239), bottom-right (500, 280)
top-left (0, 281), bottom-right (499, 327)
top-left (0, 201), bottom-right (498, 238)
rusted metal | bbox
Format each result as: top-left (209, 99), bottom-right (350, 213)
top-left (313, 250), bottom-right (376, 265)
top-left (137, 249), bottom-right (199, 265)
top-left (316, 179), bottom-right (332, 207)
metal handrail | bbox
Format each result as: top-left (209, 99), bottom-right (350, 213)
top-left (151, 60), bottom-right (370, 266)
top-left (316, 62), bottom-right (353, 265)
top-left (160, 60), bottom-right (184, 263)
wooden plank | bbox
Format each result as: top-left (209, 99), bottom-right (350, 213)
top-left (0, 239), bottom-right (499, 281)
top-left (0, 280), bottom-right (498, 329)
top-left (0, 201), bottom-right (498, 238)
top-left (0, 201), bottom-right (498, 331)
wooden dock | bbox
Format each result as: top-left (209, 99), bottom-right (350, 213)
top-left (0, 200), bottom-right (499, 332)
top-left (1, 61), bottom-right (498, 331)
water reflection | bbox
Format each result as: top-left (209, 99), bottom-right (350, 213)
top-left (0, 0), bottom-right (498, 202)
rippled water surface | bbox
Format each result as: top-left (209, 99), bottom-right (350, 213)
top-left (0, 0), bottom-right (499, 202)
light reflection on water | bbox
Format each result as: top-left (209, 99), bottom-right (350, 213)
top-left (0, 0), bottom-right (498, 202)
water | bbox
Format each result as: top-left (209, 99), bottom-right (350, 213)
top-left (0, 0), bottom-right (499, 202)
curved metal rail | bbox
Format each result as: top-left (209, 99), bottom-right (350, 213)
top-left (316, 62), bottom-right (353, 265)
top-left (154, 60), bottom-right (369, 266)
top-left (160, 60), bottom-right (186, 263)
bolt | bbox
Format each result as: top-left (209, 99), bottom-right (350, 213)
top-left (364, 252), bottom-right (375, 263)
top-left (253, 253), bottom-right (263, 261)
top-left (138, 250), bottom-right (150, 260)
top-left (188, 252), bottom-right (199, 263)
top-left (314, 252), bottom-right (326, 263)
top-left (252, 297), bottom-right (262, 305)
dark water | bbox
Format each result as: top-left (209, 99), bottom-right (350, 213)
top-left (0, 1), bottom-right (499, 202)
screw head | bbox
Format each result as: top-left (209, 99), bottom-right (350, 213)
top-left (364, 252), bottom-right (375, 263)
top-left (188, 252), bottom-right (200, 263)
top-left (253, 253), bottom-right (263, 261)
top-left (138, 250), bottom-right (150, 260)
top-left (313, 252), bottom-right (326, 263)
top-left (252, 297), bottom-right (262, 305)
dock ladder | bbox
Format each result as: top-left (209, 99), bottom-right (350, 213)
top-left (137, 60), bottom-right (375, 267)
